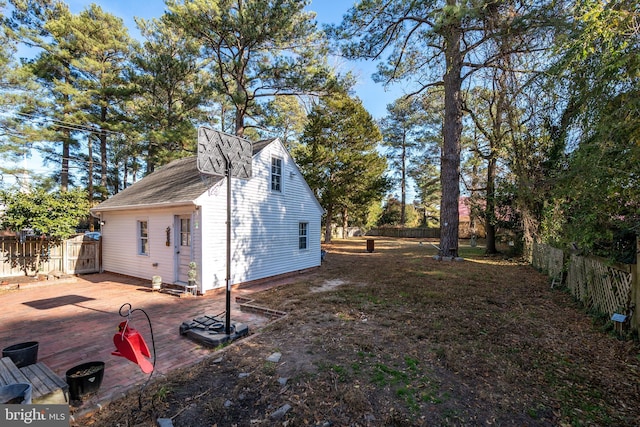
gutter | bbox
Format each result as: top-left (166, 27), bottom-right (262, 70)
top-left (90, 200), bottom-right (198, 214)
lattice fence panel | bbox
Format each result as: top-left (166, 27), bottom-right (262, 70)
top-left (566, 254), bottom-right (633, 317)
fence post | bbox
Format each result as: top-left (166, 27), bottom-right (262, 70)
top-left (632, 237), bottom-right (640, 331)
top-left (62, 238), bottom-right (68, 275)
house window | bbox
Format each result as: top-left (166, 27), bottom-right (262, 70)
top-left (271, 157), bottom-right (282, 192)
top-left (138, 220), bottom-right (149, 255)
top-left (299, 222), bottom-right (308, 250)
top-left (180, 218), bottom-right (191, 246)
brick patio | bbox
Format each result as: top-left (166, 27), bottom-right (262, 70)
top-left (0, 272), bottom-right (282, 415)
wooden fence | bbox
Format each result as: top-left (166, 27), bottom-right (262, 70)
top-left (531, 240), bottom-right (639, 331)
top-left (366, 227), bottom-right (440, 239)
top-left (531, 242), bottom-right (564, 285)
top-left (0, 235), bottom-right (100, 277)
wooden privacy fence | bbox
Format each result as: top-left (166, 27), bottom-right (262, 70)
top-left (0, 235), bottom-right (100, 277)
top-left (531, 240), bottom-right (639, 331)
top-left (531, 242), bottom-right (564, 285)
top-left (366, 227), bottom-right (440, 239)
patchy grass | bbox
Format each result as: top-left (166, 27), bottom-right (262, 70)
top-left (78, 238), bottom-right (640, 426)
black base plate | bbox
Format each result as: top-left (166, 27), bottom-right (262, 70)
top-left (179, 315), bottom-right (249, 347)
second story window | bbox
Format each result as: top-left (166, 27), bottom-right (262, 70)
top-left (271, 157), bottom-right (282, 192)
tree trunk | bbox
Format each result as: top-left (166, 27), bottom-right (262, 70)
top-left (100, 106), bottom-right (108, 188)
top-left (61, 128), bottom-right (70, 192)
top-left (60, 73), bottom-right (71, 192)
top-left (235, 107), bottom-right (245, 137)
top-left (439, 8), bottom-right (463, 257)
top-left (324, 204), bottom-right (333, 243)
top-left (400, 133), bottom-right (406, 226)
top-left (485, 156), bottom-right (497, 254)
top-left (342, 207), bottom-right (348, 239)
top-left (122, 155), bottom-right (128, 192)
top-left (88, 137), bottom-right (94, 205)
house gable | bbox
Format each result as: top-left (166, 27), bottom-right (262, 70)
top-left (92, 137), bottom-right (323, 294)
top-left (195, 138), bottom-right (324, 291)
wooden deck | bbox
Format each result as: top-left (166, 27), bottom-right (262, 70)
top-left (0, 357), bottom-right (68, 404)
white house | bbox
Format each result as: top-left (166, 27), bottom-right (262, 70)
top-left (90, 138), bottom-right (323, 294)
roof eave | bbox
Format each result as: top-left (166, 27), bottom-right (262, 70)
top-left (91, 200), bottom-right (197, 214)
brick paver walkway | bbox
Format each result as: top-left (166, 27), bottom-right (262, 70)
top-left (0, 273), bottom-right (280, 415)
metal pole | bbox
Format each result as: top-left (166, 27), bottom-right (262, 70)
top-left (225, 161), bottom-right (232, 336)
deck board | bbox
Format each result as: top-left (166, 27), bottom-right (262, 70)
top-left (0, 357), bottom-right (68, 404)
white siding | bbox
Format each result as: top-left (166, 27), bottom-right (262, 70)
top-left (196, 139), bottom-right (323, 293)
top-left (100, 207), bottom-right (197, 285)
top-left (98, 139), bottom-right (322, 294)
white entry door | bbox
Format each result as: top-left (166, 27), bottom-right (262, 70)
top-left (175, 215), bottom-right (192, 283)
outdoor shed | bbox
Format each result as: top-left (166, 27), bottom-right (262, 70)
top-left (90, 138), bottom-right (323, 294)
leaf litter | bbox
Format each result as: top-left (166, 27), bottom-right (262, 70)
top-left (76, 238), bottom-right (640, 426)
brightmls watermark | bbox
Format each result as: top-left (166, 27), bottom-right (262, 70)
top-left (1, 405), bottom-right (69, 426)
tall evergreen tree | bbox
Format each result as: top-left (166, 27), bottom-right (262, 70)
top-left (380, 96), bottom-right (433, 226)
top-left (331, 0), bottom-right (553, 256)
top-left (262, 95), bottom-right (308, 149)
top-left (131, 14), bottom-right (213, 173)
top-left (165, 0), bottom-right (331, 137)
top-left (0, 0), bottom-right (43, 187)
top-left (296, 92), bottom-right (388, 242)
top-left (66, 5), bottom-right (134, 200)
top-left (23, 2), bottom-right (82, 191)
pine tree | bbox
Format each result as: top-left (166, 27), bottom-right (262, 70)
top-left (296, 92), bottom-right (388, 242)
top-left (331, 0), bottom-right (553, 256)
top-left (165, 0), bottom-right (331, 137)
top-left (131, 14), bottom-right (214, 172)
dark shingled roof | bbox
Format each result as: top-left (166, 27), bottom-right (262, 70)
top-left (93, 139), bottom-right (275, 212)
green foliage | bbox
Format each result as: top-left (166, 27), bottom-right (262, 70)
top-left (0, 188), bottom-right (89, 241)
top-left (131, 14), bottom-right (213, 172)
top-left (377, 197), bottom-right (420, 227)
top-left (380, 95), bottom-right (438, 225)
top-left (165, 0), bottom-right (331, 137)
top-left (11, 1), bottom-right (134, 193)
top-left (541, 0), bottom-right (640, 262)
top-left (261, 96), bottom-right (308, 150)
top-left (188, 261), bottom-right (197, 281)
top-left (295, 92), bottom-right (389, 240)
top-left (410, 159), bottom-right (440, 226)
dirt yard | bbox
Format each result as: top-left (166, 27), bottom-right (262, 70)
top-left (76, 238), bottom-right (640, 426)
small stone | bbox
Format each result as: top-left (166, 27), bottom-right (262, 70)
top-left (212, 357), bottom-right (223, 364)
top-left (278, 377), bottom-right (288, 386)
top-left (157, 418), bottom-right (174, 427)
top-left (270, 403), bottom-right (292, 420)
top-left (266, 352), bottom-right (282, 363)
top-left (224, 400), bottom-right (232, 408)
top-left (238, 372), bottom-right (250, 378)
